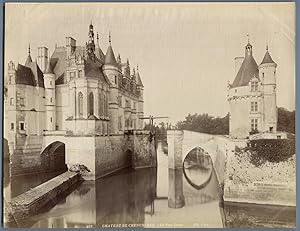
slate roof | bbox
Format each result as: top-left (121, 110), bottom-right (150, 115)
top-left (16, 64), bottom-right (35, 86)
top-left (15, 60), bottom-right (44, 88)
top-left (95, 45), bottom-right (105, 63)
top-left (104, 45), bottom-right (117, 66)
top-left (136, 71), bottom-right (144, 87)
top-left (260, 50), bottom-right (276, 65)
top-left (49, 45), bottom-right (109, 85)
top-left (231, 51), bottom-right (259, 88)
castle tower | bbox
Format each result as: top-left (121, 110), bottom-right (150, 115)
top-left (102, 32), bottom-right (121, 134)
top-left (136, 65), bottom-right (144, 130)
top-left (44, 59), bottom-right (56, 130)
top-left (228, 40), bottom-right (260, 139)
top-left (258, 46), bottom-right (277, 133)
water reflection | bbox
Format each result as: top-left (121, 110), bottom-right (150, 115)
top-left (3, 141), bottom-right (295, 228)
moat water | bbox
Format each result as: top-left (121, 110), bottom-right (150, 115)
top-left (4, 142), bottom-right (296, 228)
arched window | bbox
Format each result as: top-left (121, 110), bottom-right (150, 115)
top-left (99, 93), bottom-right (102, 116)
top-left (78, 92), bottom-right (83, 118)
top-left (105, 93), bottom-right (109, 116)
top-left (103, 93), bottom-right (106, 117)
top-left (88, 92), bottom-right (94, 116)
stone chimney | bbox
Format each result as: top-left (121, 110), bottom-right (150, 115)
top-left (37, 47), bottom-right (48, 73)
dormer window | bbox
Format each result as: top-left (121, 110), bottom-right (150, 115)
top-left (251, 81), bottom-right (258, 92)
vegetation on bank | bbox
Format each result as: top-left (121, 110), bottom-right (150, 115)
top-left (235, 138), bottom-right (295, 167)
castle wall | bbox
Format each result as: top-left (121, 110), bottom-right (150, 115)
top-left (229, 97), bottom-right (250, 138)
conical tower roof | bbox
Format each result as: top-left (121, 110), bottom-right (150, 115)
top-left (104, 32), bottom-right (117, 66)
top-left (260, 47), bottom-right (276, 65)
top-left (231, 43), bottom-right (258, 88)
top-left (105, 45), bottom-right (117, 66)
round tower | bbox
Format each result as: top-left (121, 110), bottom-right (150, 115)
top-left (44, 59), bottom-right (56, 130)
top-left (136, 65), bottom-right (144, 130)
top-left (258, 46), bottom-right (277, 133)
top-left (102, 32), bottom-right (121, 134)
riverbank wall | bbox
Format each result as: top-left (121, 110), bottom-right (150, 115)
top-left (4, 171), bottom-right (82, 223)
top-left (223, 140), bottom-right (296, 207)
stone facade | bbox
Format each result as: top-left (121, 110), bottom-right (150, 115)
top-left (4, 23), bottom-right (148, 178)
top-left (228, 42), bottom-right (278, 139)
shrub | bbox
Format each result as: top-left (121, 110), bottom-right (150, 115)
top-left (244, 138), bottom-right (295, 167)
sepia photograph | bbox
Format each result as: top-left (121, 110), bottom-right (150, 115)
top-left (2, 2), bottom-right (296, 228)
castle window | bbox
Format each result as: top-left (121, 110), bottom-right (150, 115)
top-left (50, 98), bottom-right (52, 103)
top-left (50, 117), bottom-right (52, 122)
top-left (50, 81), bottom-right (52, 86)
top-left (78, 92), bottom-right (83, 118)
top-left (118, 116), bottom-right (122, 131)
top-left (251, 119), bottom-right (258, 131)
top-left (10, 123), bottom-right (14, 130)
top-left (251, 102), bottom-right (258, 112)
top-left (20, 122), bottom-right (25, 131)
top-left (10, 98), bottom-right (14, 106)
top-left (115, 76), bottom-right (117, 84)
top-left (19, 98), bottom-right (24, 106)
top-left (78, 70), bottom-right (82, 78)
top-left (9, 75), bottom-right (12, 84)
top-left (251, 82), bottom-right (258, 92)
top-left (133, 102), bottom-right (137, 110)
top-left (70, 72), bottom-right (75, 79)
top-left (125, 100), bottom-right (129, 108)
top-left (88, 92), bottom-right (94, 116)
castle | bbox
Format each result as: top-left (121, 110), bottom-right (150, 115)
top-left (4, 23), bottom-right (155, 179)
top-left (227, 40), bottom-right (283, 139)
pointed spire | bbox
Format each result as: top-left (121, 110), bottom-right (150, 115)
top-left (25, 43), bottom-right (33, 66)
top-left (136, 64), bottom-right (144, 87)
top-left (260, 46), bottom-right (276, 65)
top-left (95, 32), bottom-right (105, 62)
top-left (109, 31), bottom-right (111, 45)
top-left (104, 36), bottom-right (117, 66)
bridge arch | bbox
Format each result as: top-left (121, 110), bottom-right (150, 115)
top-left (182, 146), bottom-right (214, 190)
top-left (40, 141), bottom-right (67, 172)
top-left (167, 130), bottom-right (227, 188)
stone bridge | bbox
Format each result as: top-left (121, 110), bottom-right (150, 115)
top-left (167, 130), bottom-right (228, 187)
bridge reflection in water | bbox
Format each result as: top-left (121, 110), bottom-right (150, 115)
top-left (4, 142), bottom-right (295, 228)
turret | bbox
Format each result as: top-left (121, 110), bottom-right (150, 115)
top-left (102, 32), bottom-right (121, 134)
top-left (136, 65), bottom-right (144, 129)
top-left (44, 59), bottom-right (56, 130)
top-left (258, 45), bottom-right (277, 133)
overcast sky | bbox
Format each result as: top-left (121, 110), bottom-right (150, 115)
top-left (5, 3), bottom-right (295, 124)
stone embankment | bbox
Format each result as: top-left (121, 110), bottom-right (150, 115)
top-left (5, 171), bottom-right (82, 223)
top-left (224, 146), bottom-right (296, 206)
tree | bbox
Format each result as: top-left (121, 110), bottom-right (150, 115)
top-left (277, 107), bottom-right (295, 134)
top-left (176, 113), bottom-right (229, 135)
